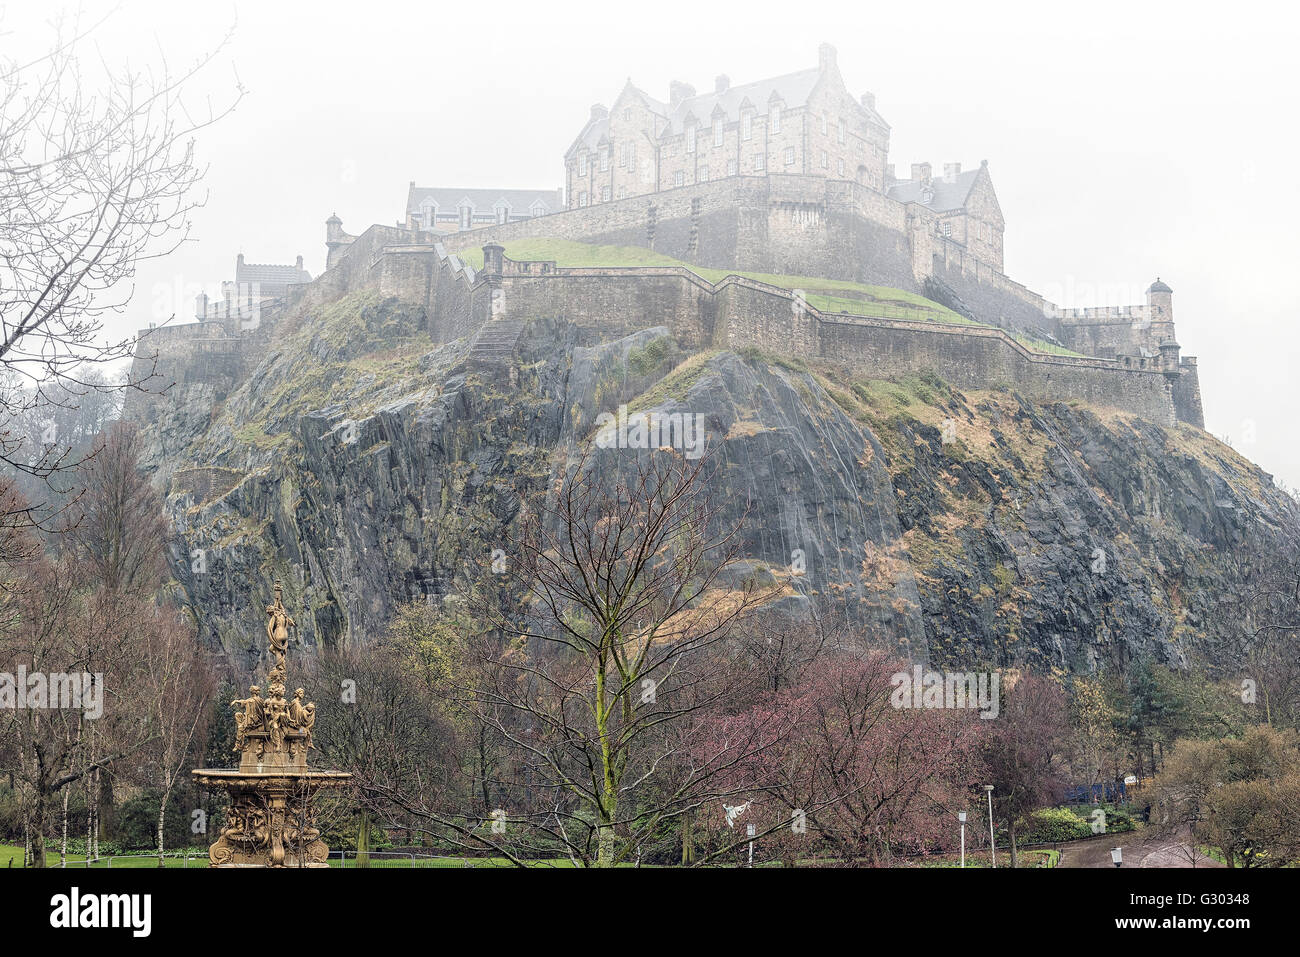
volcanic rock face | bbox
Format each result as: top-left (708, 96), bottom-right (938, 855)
top-left (138, 292), bottom-right (1294, 675)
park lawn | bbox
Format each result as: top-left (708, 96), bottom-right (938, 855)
top-left (0, 844), bottom-right (208, 868)
top-left (456, 238), bottom-right (971, 325)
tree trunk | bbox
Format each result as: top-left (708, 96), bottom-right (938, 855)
top-left (1009, 820), bottom-right (1019, 868)
top-left (31, 791), bottom-right (48, 868)
top-left (681, 811), bottom-right (695, 865)
top-left (60, 790), bottom-right (69, 867)
top-left (156, 782), bottom-right (169, 867)
top-left (356, 811), bottom-right (370, 868)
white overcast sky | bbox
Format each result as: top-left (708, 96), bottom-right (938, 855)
top-left (6, 1), bottom-right (1299, 489)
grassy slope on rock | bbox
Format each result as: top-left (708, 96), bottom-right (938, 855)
top-left (457, 238), bottom-right (974, 325)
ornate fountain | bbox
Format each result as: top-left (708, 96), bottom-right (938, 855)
top-left (192, 580), bottom-right (351, 867)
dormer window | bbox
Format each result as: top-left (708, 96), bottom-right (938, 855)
top-left (742, 112), bottom-right (752, 141)
top-left (421, 201), bottom-right (437, 229)
top-left (713, 118), bottom-right (724, 147)
top-left (771, 104), bottom-right (782, 134)
top-left (459, 204), bottom-right (473, 230)
top-left (837, 118), bottom-right (846, 144)
top-left (578, 153), bottom-right (588, 176)
top-left (494, 203), bottom-right (509, 224)
top-left (530, 201), bottom-right (547, 217)
top-left (599, 146), bottom-right (609, 171)
top-left (685, 123), bottom-right (697, 153)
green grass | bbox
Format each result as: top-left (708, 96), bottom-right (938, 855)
top-left (458, 238), bottom-right (970, 325)
top-left (1, 844), bottom-right (209, 868)
top-left (1012, 333), bottom-right (1086, 357)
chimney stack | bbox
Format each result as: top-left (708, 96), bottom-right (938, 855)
top-left (818, 43), bottom-right (837, 72)
top-left (590, 103), bottom-right (608, 122)
top-left (715, 74), bottom-right (730, 93)
top-left (295, 255), bottom-right (304, 270)
top-left (911, 162), bottom-right (932, 186)
top-left (943, 162), bottom-right (962, 183)
top-left (669, 80), bottom-right (695, 109)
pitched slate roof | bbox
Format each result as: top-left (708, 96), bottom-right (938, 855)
top-left (406, 186), bottom-right (558, 214)
top-left (570, 61), bottom-right (888, 156)
top-left (235, 259), bottom-right (311, 286)
top-left (886, 168), bottom-right (980, 213)
top-left (666, 68), bottom-right (824, 134)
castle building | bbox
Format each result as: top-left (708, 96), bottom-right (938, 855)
top-left (404, 183), bottom-right (563, 234)
top-left (887, 161), bottom-right (1005, 272)
top-left (564, 44), bottom-right (1004, 272)
top-left (195, 253), bottom-right (312, 329)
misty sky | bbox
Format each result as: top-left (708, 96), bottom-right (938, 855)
top-left (7, 1), bottom-right (1298, 489)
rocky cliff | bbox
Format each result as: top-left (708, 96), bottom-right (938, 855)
top-left (134, 291), bottom-right (1295, 676)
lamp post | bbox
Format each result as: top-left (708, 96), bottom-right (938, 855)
top-left (746, 823), bottom-right (756, 867)
top-left (1111, 847), bottom-right (1123, 868)
top-left (958, 811), bottom-right (967, 868)
top-left (984, 785), bottom-right (996, 868)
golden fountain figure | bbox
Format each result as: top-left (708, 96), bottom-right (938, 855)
top-left (192, 579), bottom-right (350, 867)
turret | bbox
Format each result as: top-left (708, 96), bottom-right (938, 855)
top-left (1146, 277), bottom-right (1173, 323)
top-left (325, 213), bottom-right (348, 270)
top-left (1159, 338), bottom-right (1181, 374)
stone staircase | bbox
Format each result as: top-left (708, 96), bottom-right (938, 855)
top-left (467, 318), bottom-right (527, 367)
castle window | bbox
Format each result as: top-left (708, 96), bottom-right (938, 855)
top-left (495, 205), bottom-right (509, 224)
top-left (579, 191), bottom-right (588, 207)
top-left (770, 104), bottom-right (782, 134)
top-left (820, 114), bottom-right (827, 134)
top-left (754, 152), bottom-right (765, 171)
top-left (727, 158), bottom-right (737, 176)
top-left (837, 157), bottom-right (845, 176)
top-left (699, 167), bottom-right (709, 183)
top-left (601, 186), bottom-right (611, 202)
top-left (599, 146), bottom-right (609, 171)
top-left (783, 146), bottom-right (795, 166)
top-left (459, 205), bottom-right (472, 230)
top-left (674, 170), bottom-right (685, 187)
top-left (820, 150), bottom-right (828, 169)
top-left (742, 112), bottom-right (752, 140)
top-left (623, 108), bottom-right (631, 121)
top-left (713, 120), bottom-right (724, 147)
top-left (686, 124), bottom-right (697, 153)
top-left (578, 153), bottom-right (588, 176)
top-left (837, 119), bottom-right (846, 144)
top-left (617, 186), bottom-right (626, 199)
top-left (941, 221), bottom-right (952, 237)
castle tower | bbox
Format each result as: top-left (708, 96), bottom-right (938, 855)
top-left (1146, 277), bottom-right (1173, 323)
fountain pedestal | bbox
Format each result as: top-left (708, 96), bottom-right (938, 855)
top-left (192, 580), bottom-right (351, 868)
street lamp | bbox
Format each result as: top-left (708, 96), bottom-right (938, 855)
top-left (1111, 847), bottom-right (1123, 868)
top-left (957, 811), bottom-right (967, 868)
top-left (984, 785), bottom-right (996, 868)
top-left (746, 823), bottom-right (756, 867)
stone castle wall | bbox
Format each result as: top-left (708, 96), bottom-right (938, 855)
top-left (485, 256), bottom-right (1190, 426)
top-left (124, 171), bottom-right (1206, 430)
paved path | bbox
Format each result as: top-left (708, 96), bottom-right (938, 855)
top-left (1056, 830), bottom-right (1223, 869)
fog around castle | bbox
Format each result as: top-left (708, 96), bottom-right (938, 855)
top-left (6, 0), bottom-right (1284, 489)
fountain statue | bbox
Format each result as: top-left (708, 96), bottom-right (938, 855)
top-left (192, 579), bottom-right (351, 867)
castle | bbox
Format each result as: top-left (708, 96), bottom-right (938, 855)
top-left (127, 45), bottom-right (1203, 432)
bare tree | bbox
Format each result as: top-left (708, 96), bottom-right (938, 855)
top-left (0, 7), bottom-right (241, 528)
top-left (67, 421), bottom-right (169, 594)
top-left (466, 445), bottom-right (779, 867)
top-left (134, 604), bottom-right (211, 865)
